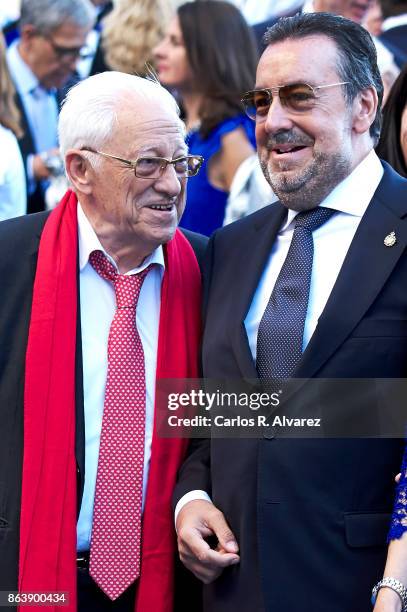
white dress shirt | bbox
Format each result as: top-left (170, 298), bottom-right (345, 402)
top-left (382, 14), bottom-right (407, 31)
top-left (76, 203), bottom-right (164, 551)
top-left (0, 125), bottom-right (26, 220)
top-left (245, 150), bottom-right (383, 357)
top-left (175, 150), bottom-right (384, 521)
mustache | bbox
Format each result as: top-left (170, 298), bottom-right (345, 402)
top-left (265, 131), bottom-right (314, 150)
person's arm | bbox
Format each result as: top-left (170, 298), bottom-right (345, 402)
top-left (373, 534), bottom-right (407, 611)
top-left (173, 233), bottom-right (240, 583)
top-left (208, 127), bottom-right (255, 192)
top-left (373, 450), bottom-right (407, 611)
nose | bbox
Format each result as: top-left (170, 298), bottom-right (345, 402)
top-left (263, 96), bottom-right (294, 135)
top-left (154, 163), bottom-right (182, 198)
top-left (59, 53), bottom-right (78, 72)
top-left (153, 39), bottom-right (166, 60)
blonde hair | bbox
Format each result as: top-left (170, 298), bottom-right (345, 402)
top-left (0, 33), bottom-right (23, 138)
top-left (102, 0), bottom-right (173, 76)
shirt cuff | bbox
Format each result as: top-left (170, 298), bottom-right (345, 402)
top-left (174, 490), bottom-right (213, 528)
top-left (26, 154), bottom-right (36, 194)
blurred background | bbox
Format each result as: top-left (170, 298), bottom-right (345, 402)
top-left (0, 0), bottom-right (405, 231)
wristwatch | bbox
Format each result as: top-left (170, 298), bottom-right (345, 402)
top-left (371, 577), bottom-right (407, 610)
top-left (40, 151), bottom-right (64, 177)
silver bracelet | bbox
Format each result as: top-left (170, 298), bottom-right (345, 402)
top-left (372, 577), bottom-right (407, 610)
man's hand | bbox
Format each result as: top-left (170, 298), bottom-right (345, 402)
top-left (176, 499), bottom-right (240, 584)
top-left (33, 148), bottom-right (60, 180)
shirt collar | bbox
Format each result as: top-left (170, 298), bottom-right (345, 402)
top-left (7, 40), bottom-right (42, 96)
top-left (382, 14), bottom-right (407, 30)
top-left (281, 149), bottom-right (384, 230)
top-left (77, 202), bottom-right (165, 275)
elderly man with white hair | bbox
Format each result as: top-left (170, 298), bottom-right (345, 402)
top-left (0, 70), bottom-right (206, 612)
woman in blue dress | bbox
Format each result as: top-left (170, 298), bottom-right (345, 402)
top-left (154, 0), bottom-right (258, 236)
top-left (372, 446), bottom-right (407, 611)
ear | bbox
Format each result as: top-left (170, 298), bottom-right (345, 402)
top-left (65, 150), bottom-right (93, 195)
top-left (352, 86), bottom-right (378, 136)
top-left (19, 24), bottom-right (37, 45)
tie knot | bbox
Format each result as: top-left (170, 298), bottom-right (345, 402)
top-left (30, 84), bottom-right (48, 99)
top-left (89, 250), bottom-right (153, 309)
top-left (295, 207), bottom-right (336, 232)
top-left (90, 250), bottom-right (117, 281)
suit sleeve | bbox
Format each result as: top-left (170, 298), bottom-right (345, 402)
top-left (173, 232), bottom-right (218, 506)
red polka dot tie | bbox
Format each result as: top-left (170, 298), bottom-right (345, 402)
top-left (88, 250), bottom-right (153, 600)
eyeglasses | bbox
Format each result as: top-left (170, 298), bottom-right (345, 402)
top-left (41, 33), bottom-right (93, 60)
top-left (81, 149), bottom-right (204, 178)
top-left (241, 82), bottom-right (350, 121)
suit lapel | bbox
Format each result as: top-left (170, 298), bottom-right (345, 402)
top-left (297, 164), bottom-right (407, 378)
top-left (229, 203), bottom-right (287, 379)
top-left (15, 92), bottom-right (35, 158)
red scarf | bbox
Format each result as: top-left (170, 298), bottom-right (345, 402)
top-left (19, 190), bottom-right (202, 612)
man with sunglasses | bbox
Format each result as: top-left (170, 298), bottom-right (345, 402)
top-left (175, 13), bottom-right (407, 612)
top-left (6, 0), bottom-right (96, 214)
top-left (0, 70), bottom-right (206, 611)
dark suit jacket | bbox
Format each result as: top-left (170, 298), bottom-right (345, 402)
top-left (13, 77), bottom-right (66, 214)
top-left (175, 162), bottom-right (407, 612)
top-left (14, 93), bottom-right (48, 215)
top-left (88, 1), bottom-right (113, 77)
top-left (252, 8), bottom-right (300, 55)
top-left (380, 24), bottom-right (407, 68)
top-left (15, 86), bottom-right (68, 213)
top-left (0, 211), bottom-right (207, 607)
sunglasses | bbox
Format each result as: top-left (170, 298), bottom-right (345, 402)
top-left (41, 33), bottom-right (92, 60)
top-left (241, 82), bottom-right (349, 121)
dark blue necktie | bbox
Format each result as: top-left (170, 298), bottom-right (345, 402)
top-left (256, 207), bottom-right (337, 381)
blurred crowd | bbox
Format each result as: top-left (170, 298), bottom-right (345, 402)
top-left (0, 0), bottom-right (406, 231)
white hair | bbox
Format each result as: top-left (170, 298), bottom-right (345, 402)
top-left (58, 71), bottom-right (184, 162)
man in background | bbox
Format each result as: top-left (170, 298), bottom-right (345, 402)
top-left (6, 0), bottom-right (95, 213)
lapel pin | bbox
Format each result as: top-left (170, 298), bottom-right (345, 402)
top-left (384, 231), bottom-right (397, 247)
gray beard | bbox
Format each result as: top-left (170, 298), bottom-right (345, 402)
top-left (261, 150), bottom-right (352, 212)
